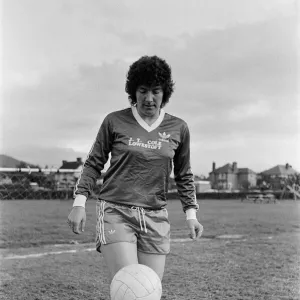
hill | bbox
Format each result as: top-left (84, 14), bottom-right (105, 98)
top-left (0, 154), bottom-right (39, 168)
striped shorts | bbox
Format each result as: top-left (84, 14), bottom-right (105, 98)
top-left (96, 200), bottom-right (170, 255)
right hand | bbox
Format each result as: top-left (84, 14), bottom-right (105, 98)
top-left (67, 207), bottom-right (86, 234)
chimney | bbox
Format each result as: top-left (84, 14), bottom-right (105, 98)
top-left (285, 163), bottom-right (289, 169)
top-left (233, 162), bottom-right (237, 172)
top-left (62, 160), bottom-right (67, 165)
top-left (212, 162), bottom-right (216, 172)
top-left (77, 157), bottom-right (82, 164)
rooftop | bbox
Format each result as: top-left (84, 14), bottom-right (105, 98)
top-left (59, 157), bottom-right (83, 170)
top-left (260, 164), bottom-right (298, 176)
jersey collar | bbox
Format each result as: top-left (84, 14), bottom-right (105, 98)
top-left (131, 106), bottom-right (165, 132)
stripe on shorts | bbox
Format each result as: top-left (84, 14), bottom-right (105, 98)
top-left (97, 201), bottom-right (106, 245)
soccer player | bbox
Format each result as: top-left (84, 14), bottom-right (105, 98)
top-left (67, 55), bottom-right (203, 282)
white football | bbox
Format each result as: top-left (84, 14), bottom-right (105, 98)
top-left (110, 264), bottom-right (162, 300)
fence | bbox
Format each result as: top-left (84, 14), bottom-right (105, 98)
top-left (0, 168), bottom-right (102, 200)
top-left (0, 168), bottom-right (298, 201)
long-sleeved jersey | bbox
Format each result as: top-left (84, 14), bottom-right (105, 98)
top-left (74, 106), bottom-right (199, 212)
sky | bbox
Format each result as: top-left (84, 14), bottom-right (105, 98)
top-left (1, 0), bottom-right (299, 176)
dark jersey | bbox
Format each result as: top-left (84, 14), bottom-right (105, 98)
top-left (74, 107), bottom-right (199, 212)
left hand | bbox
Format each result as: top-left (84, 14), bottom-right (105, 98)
top-left (186, 219), bottom-right (204, 240)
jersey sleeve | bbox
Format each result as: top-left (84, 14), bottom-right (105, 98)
top-left (74, 115), bottom-right (113, 199)
top-left (173, 123), bottom-right (199, 213)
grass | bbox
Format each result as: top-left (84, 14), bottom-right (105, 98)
top-left (0, 199), bottom-right (300, 299)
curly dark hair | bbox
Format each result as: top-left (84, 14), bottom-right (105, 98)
top-left (125, 55), bottom-right (175, 107)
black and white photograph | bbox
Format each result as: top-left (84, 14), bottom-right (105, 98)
top-left (0, 1), bottom-right (299, 299)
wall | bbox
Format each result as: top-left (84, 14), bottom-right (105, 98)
top-left (54, 173), bottom-right (76, 189)
top-left (209, 172), bottom-right (238, 190)
top-left (238, 173), bottom-right (257, 189)
top-left (194, 180), bottom-right (211, 192)
top-left (227, 173), bottom-right (238, 190)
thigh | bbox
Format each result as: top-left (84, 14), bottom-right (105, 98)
top-left (137, 251), bottom-right (166, 281)
top-left (101, 242), bottom-right (138, 283)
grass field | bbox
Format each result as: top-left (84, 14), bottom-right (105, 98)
top-left (0, 199), bottom-right (300, 300)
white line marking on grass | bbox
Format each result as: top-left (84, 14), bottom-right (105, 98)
top-left (2, 240), bottom-right (201, 259)
top-left (2, 235), bottom-right (261, 260)
top-left (171, 238), bottom-right (211, 242)
top-left (1, 239), bottom-right (207, 260)
top-left (1, 248), bottom-right (95, 260)
top-left (216, 234), bottom-right (244, 239)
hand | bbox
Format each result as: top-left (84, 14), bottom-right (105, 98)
top-left (186, 219), bottom-right (203, 240)
top-left (67, 207), bottom-right (86, 234)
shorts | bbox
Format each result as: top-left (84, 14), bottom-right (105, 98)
top-left (96, 200), bottom-right (170, 255)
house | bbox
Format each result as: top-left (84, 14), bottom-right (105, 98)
top-left (259, 164), bottom-right (299, 190)
top-left (209, 161), bottom-right (257, 190)
top-left (54, 158), bottom-right (83, 189)
top-left (0, 174), bottom-right (13, 185)
top-left (238, 168), bottom-right (257, 190)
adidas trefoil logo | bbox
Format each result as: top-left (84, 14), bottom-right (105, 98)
top-left (158, 132), bottom-right (170, 142)
top-left (108, 229), bottom-right (115, 235)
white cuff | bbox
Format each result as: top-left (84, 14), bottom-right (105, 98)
top-left (186, 208), bottom-right (197, 220)
top-left (73, 195), bottom-right (87, 208)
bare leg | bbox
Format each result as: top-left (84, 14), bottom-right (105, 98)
top-left (137, 251), bottom-right (166, 280)
top-left (101, 242), bottom-right (138, 282)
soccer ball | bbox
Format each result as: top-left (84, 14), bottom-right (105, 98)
top-left (110, 264), bottom-right (162, 300)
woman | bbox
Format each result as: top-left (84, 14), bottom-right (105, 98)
top-left (67, 55), bottom-right (203, 282)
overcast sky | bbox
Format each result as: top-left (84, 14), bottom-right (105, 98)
top-left (1, 0), bottom-right (299, 176)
